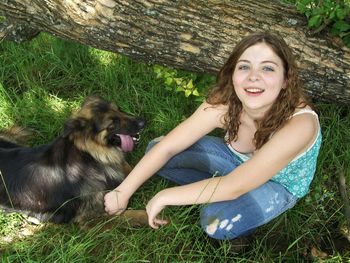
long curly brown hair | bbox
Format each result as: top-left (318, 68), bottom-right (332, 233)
top-left (207, 32), bottom-right (312, 149)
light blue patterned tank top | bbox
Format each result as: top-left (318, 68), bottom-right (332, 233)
top-left (227, 109), bottom-right (322, 198)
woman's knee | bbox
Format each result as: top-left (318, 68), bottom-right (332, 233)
top-left (198, 183), bottom-right (298, 240)
top-left (199, 204), bottom-right (257, 240)
top-left (200, 211), bottom-right (237, 239)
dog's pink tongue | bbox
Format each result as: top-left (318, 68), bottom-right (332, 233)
top-left (118, 134), bottom-right (134, 152)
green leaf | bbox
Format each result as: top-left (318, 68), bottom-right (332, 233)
top-left (343, 35), bottom-right (350, 48)
top-left (186, 79), bottom-right (193, 89)
top-left (192, 89), bottom-right (200, 96)
top-left (174, 78), bottom-right (183, 85)
top-left (184, 90), bottom-right (191, 97)
top-left (333, 20), bottom-right (350, 32)
top-left (164, 72), bottom-right (171, 78)
top-left (176, 86), bottom-right (184, 92)
top-left (153, 65), bottom-right (161, 74)
top-left (308, 14), bottom-right (322, 28)
top-left (296, 0), bottom-right (311, 13)
top-left (336, 7), bottom-right (347, 20)
top-left (165, 77), bottom-right (173, 86)
top-left (329, 10), bottom-right (336, 20)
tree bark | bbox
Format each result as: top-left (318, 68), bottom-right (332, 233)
top-left (0, 0), bottom-right (349, 104)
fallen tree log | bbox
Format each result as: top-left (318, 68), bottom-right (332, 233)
top-left (0, 0), bottom-right (349, 104)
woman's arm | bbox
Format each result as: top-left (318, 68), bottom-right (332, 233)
top-left (146, 113), bottom-right (319, 228)
top-left (104, 101), bottom-right (227, 215)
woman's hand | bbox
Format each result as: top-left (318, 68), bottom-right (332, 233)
top-left (146, 191), bottom-right (169, 229)
top-left (104, 188), bottom-right (129, 215)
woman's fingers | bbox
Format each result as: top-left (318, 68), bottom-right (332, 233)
top-left (146, 192), bottom-right (168, 229)
top-left (104, 191), bottom-right (127, 215)
top-left (154, 218), bottom-right (169, 226)
top-left (149, 217), bottom-right (169, 229)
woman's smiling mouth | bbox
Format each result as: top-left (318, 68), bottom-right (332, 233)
top-left (245, 88), bottom-right (264, 95)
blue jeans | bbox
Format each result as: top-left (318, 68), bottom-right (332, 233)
top-left (146, 135), bottom-right (298, 240)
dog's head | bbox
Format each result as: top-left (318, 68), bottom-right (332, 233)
top-left (62, 96), bottom-right (145, 162)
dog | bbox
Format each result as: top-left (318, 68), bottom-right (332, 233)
top-left (0, 96), bottom-right (145, 224)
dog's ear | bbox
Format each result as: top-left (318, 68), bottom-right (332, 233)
top-left (81, 95), bottom-right (103, 108)
top-left (62, 118), bottom-right (88, 138)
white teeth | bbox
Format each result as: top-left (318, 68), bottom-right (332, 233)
top-left (132, 133), bottom-right (140, 142)
top-left (246, 88), bottom-right (263, 93)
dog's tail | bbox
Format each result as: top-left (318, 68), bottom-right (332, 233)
top-left (0, 126), bottom-right (34, 146)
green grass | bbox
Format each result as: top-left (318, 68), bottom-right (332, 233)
top-left (0, 33), bottom-right (349, 262)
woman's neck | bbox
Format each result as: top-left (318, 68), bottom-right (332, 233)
top-left (241, 106), bottom-right (267, 122)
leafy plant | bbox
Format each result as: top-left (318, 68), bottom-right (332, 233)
top-left (295, 0), bottom-right (350, 47)
top-left (153, 65), bottom-right (214, 100)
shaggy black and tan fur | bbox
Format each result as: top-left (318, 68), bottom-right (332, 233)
top-left (0, 96), bottom-right (145, 223)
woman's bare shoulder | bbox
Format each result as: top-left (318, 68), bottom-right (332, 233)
top-left (200, 101), bottom-right (228, 118)
top-left (199, 101), bottom-right (228, 128)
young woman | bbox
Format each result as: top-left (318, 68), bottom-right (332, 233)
top-left (104, 32), bottom-right (322, 240)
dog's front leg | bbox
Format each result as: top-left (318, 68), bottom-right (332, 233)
top-left (121, 209), bottom-right (148, 226)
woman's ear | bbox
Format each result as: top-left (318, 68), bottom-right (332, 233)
top-left (282, 78), bottom-right (288, 89)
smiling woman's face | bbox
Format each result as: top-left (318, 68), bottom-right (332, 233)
top-left (232, 42), bottom-right (286, 113)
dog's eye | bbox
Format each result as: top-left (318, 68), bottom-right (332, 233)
top-left (106, 117), bottom-right (120, 131)
top-left (112, 118), bottom-right (120, 127)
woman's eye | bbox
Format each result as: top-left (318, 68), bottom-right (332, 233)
top-left (263, 66), bottom-right (274, 72)
top-left (238, 65), bottom-right (249, 70)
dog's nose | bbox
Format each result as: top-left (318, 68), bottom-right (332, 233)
top-left (135, 118), bottom-right (146, 130)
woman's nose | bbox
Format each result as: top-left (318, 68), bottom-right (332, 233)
top-left (248, 71), bottom-right (259, 82)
